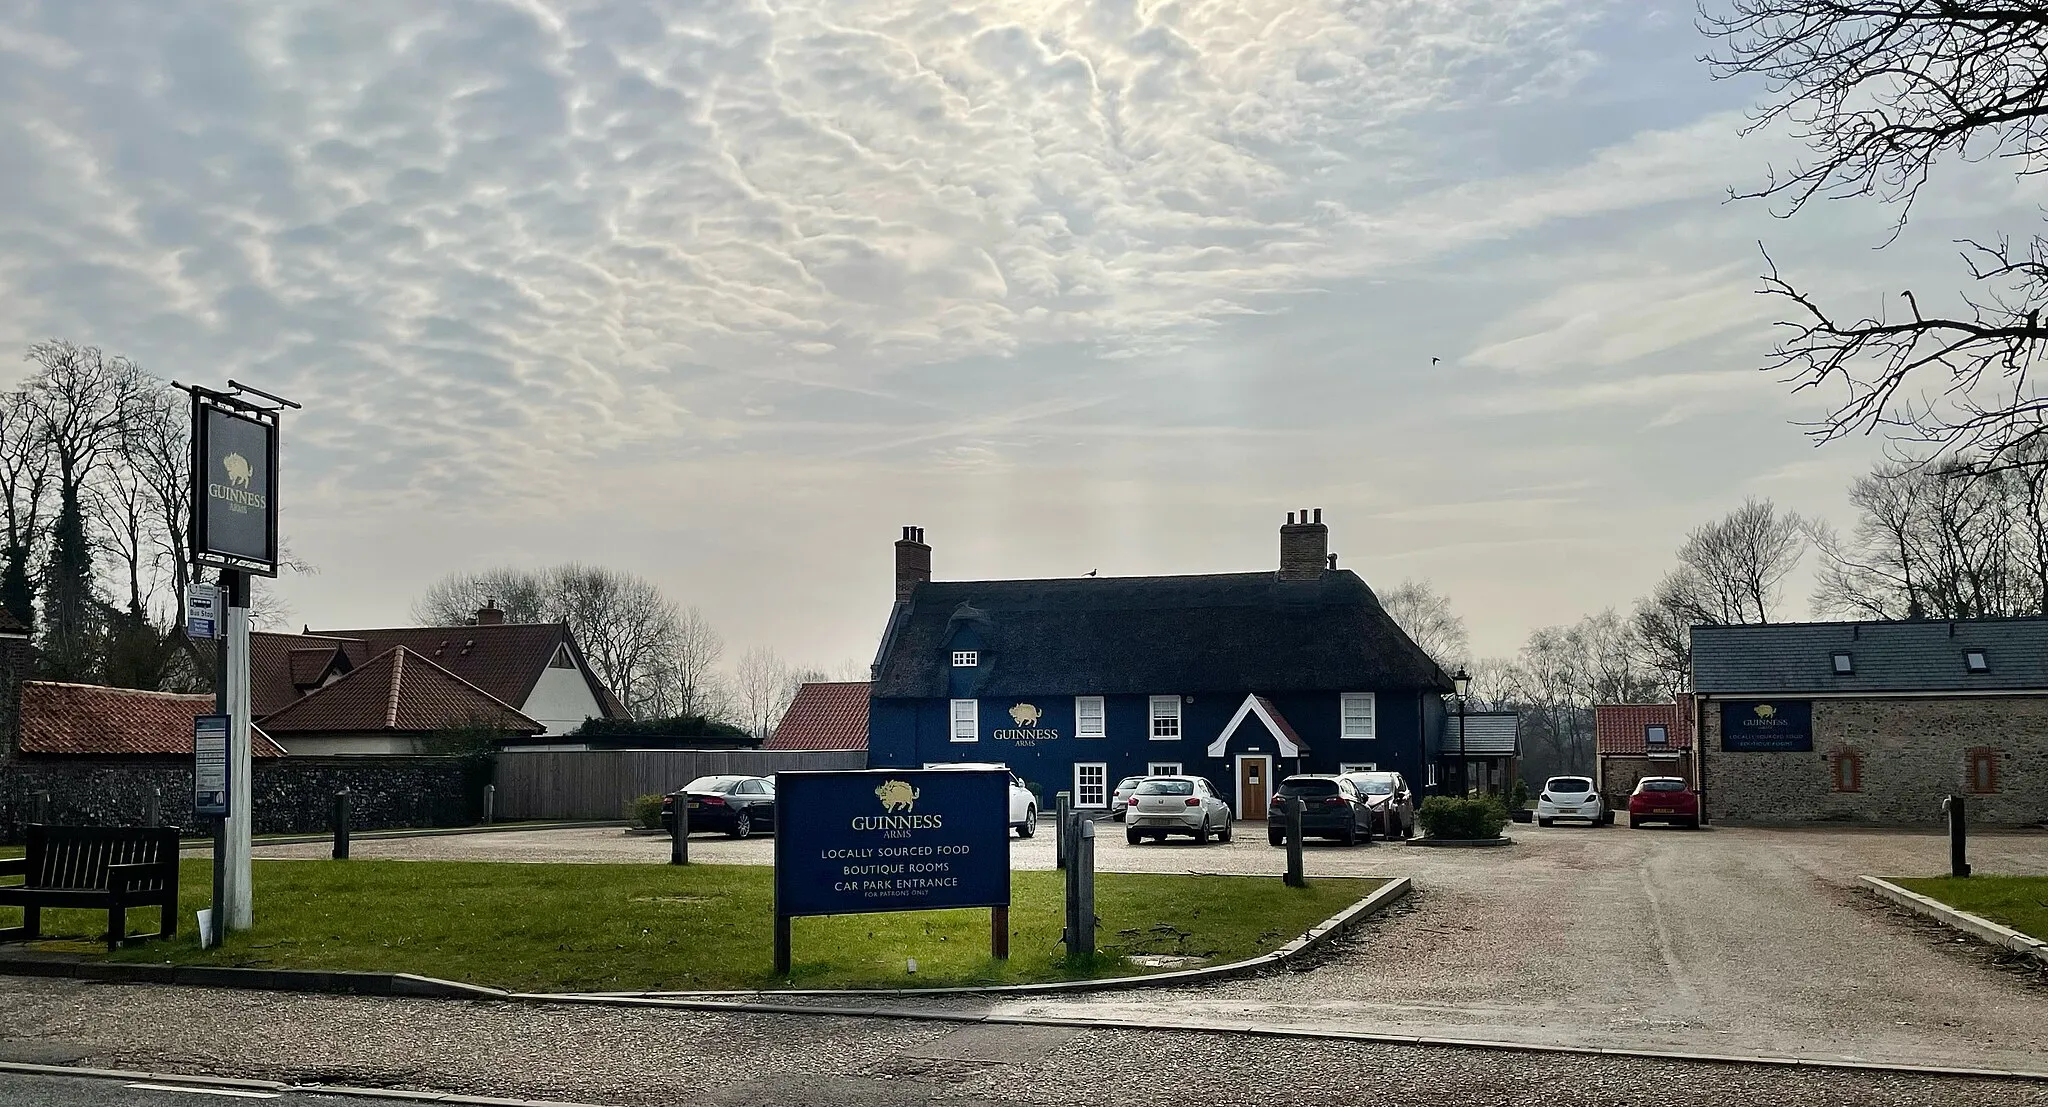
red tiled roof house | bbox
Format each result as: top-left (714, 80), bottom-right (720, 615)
top-left (1594, 694), bottom-right (1696, 807)
top-left (763, 682), bottom-right (870, 751)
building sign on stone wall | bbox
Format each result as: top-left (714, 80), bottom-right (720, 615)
top-left (1720, 700), bottom-right (1813, 752)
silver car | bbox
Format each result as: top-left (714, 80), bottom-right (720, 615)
top-left (1110, 775), bottom-right (1145, 821)
top-left (1125, 776), bottom-right (1234, 844)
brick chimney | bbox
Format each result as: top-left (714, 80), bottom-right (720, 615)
top-left (1279, 508), bottom-right (1329, 581)
top-left (895, 526), bottom-right (931, 602)
top-left (476, 599), bottom-right (505, 626)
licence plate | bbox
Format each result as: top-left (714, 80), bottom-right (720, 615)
top-left (1559, 807), bottom-right (1579, 813)
top-left (1653, 808), bottom-right (1674, 814)
top-left (688, 801), bottom-right (702, 809)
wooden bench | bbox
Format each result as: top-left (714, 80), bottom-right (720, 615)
top-left (0, 825), bottom-right (181, 952)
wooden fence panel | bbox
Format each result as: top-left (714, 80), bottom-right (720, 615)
top-left (493, 749), bottom-right (868, 820)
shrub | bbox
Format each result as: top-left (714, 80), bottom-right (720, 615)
top-left (1418, 795), bottom-right (1509, 840)
top-left (1509, 778), bottom-right (1531, 811)
top-left (624, 793), bottom-right (665, 829)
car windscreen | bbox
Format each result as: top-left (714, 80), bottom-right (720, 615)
top-left (1135, 780), bottom-right (1193, 796)
top-left (1355, 779), bottom-right (1394, 794)
top-left (1641, 779), bottom-right (1688, 792)
top-left (685, 776), bottom-right (742, 792)
top-left (1278, 778), bottom-right (1338, 795)
top-left (1547, 778), bottom-right (1594, 793)
top-left (1117, 777), bottom-right (1145, 789)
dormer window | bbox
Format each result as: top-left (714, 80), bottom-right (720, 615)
top-left (952, 650), bottom-right (978, 668)
top-left (1965, 650), bottom-right (1989, 674)
top-left (1831, 652), bottom-right (1854, 675)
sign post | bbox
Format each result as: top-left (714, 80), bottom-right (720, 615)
top-left (184, 582), bottom-right (219, 642)
top-left (771, 769), bottom-right (1011, 977)
top-left (184, 381), bottom-right (293, 935)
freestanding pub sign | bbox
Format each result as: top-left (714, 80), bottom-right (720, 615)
top-left (191, 391), bottom-right (280, 577)
top-left (772, 768), bottom-right (1012, 975)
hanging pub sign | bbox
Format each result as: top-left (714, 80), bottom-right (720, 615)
top-left (190, 391), bottom-right (280, 576)
top-left (1720, 700), bottom-right (1813, 752)
top-left (771, 768), bottom-right (1011, 974)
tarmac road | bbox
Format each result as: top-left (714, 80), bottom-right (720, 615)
top-left (248, 820), bottom-right (2048, 1070)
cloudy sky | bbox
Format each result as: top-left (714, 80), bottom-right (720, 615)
top-left (1, 0), bottom-right (2028, 672)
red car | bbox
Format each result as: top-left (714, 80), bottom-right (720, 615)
top-left (1627, 777), bottom-right (1699, 828)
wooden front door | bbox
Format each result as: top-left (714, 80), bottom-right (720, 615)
top-left (1237, 755), bottom-right (1272, 820)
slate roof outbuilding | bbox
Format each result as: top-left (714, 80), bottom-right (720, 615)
top-left (1691, 618), bottom-right (2048, 694)
top-left (872, 571), bottom-right (1450, 699)
top-left (18, 681), bottom-right (286, 757)
top-left (763, 681), bottom-right (871, 750)
top-left (258, 647), bottom-right (543, 736)
top-left (1443, 711), bottom-right (1521, 756)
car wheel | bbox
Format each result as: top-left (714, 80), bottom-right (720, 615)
top-left (1219, 820), bottom-right (1233, 843)
top-left (1195, 819), bottom-right (1211, 844)
top-left (730, 811), bottom-right (752, 839)
top-left (1018, 807), bottom-right (1036, 838)
top-left (1268, 828), bottom-right (1285, 847)
top-left (1342, 821), bottom-right (1358, 846)
top-left (1127, 827), bottom-right (1142, 845)
top-left (1538, 817), bottom-right (1553, 828)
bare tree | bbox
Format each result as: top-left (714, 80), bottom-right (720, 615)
top-left (413, 564), bottom-right (722, 720)
top-left (1704, 3), bottom-right (2048, 469)
top-left (129, 387), bottom-right (193, 620)
top-left (733, 645), bottom-right (795, 740)
top-left (1632, 498), bottom-right (1807, 683)
top-left (0, 389), bottom-right (50, 627)
top-left (1377, 579), bottom-right (1470, 669)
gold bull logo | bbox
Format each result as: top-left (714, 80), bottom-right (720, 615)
top-left (1754, 704), bottom-right (1777, 719)
top-left (875, 779), bottom-right (920, 812)
top-left (222, 452), bottom-right (254, 488)
top-left (1008, 703), bottom-right (1042, 727)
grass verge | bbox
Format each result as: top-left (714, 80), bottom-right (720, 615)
top-left (1, 859), bottom-right (1380, 991)
top-left (1894, 876), bottom-right (2048, 942)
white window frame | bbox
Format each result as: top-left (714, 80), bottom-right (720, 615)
top-left (1340, 693), bottom-right (1377, 739)
top-left (1148, 761), bottom-right (1182, 776)
top-left (1074, 762), bottom-right (1108, 807)
top-left (1149, 695), bottom-right (1182, 741)
top-left (951, 650), bottom-right (978, 668)
top-left (1426, 763), bottom-right (1438, 788)
top-left (950, 699), bottom-right (978, 743)
top-left (1075, 695), bottom-right (1106, 738)
top-left (1339, 762), bottom-right (1377, 774)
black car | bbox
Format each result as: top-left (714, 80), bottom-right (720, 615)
top-left (661, 775), bottom-right (776, 839)
top-left (1266, 775), bottom-right (1374, 846)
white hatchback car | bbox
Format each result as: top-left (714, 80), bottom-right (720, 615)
top-left (1536, 775), bottom-right (1606, 827)
top-left (1125, 776), bottom-right (1234, 844)
top-left (923, 762), bottom-right (1039, 837)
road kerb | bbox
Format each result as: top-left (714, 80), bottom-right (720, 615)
top-left (1859, 876), bottom-right (2048, 965)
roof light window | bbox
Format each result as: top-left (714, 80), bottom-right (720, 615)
top-left (1831, 652), bottom-right (1854, 675)
top-left (1965, 650), bottom-right (1989, 674)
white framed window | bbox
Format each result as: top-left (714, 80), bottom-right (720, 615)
top-left (1075, 763), bottom-right (1108, 807)
top-left (1340, 693), bottom-right (1376, 739)
top-left (1426, 763), bottom-right (1438, 788)
top-left (1148, 762), bottom-right (1182, 776)
top-left (951, 650), bottom-right (978, 668)
top-left (1340, 762), bottom-right (1377, 774)
top-left (950, 699), bottom-right (978, 742)
top-left (1075, 695), bottom-right (1106, 738)
top-left (1149, 695), bottom-right (1181, 740)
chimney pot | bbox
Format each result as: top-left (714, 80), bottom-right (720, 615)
top-left (895, 524), bottom-right (932, 603)
top-left (1314, 508), bottom-right (1322, 524)
top-left (1278, 510), bottom-right (1330, 581)
top-left (1287, 511), bottom-right (1296, 525)
top-left (1327, 553), bottom-right (1338, 570)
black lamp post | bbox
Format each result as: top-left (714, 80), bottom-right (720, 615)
top-left (1452, 666), bottom-right (1471, 797)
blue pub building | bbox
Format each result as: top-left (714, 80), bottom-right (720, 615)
top-left (867, 511), bottom-right (1455, 819)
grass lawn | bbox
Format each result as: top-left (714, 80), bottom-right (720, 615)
top-left (1895, 876), bottom-right (2048, 942)
top-left (0, 859), bottom-right (1380, 992)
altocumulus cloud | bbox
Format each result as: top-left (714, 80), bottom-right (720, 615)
top-left (0, 0), bottom-right (1620, 512)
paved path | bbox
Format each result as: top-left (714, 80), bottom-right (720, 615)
top-left (258, 821), bottom-right (2048, 1069)
top-left (1, 978), bottom-right (2043, 1107)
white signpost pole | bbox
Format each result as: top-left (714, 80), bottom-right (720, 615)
top-left (223, 571), bottom-right (253, 930)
